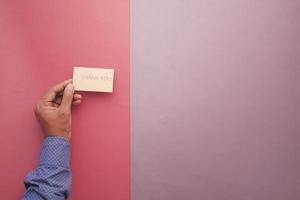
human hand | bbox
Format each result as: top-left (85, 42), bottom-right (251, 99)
top-left (34, 79), bottom-right (82, 140)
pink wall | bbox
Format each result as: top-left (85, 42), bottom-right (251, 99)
top-left (0, 0), bottom-right (129, 199)
top-left (131, 0), bottom-right (300, 199)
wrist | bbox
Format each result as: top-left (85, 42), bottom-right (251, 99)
top-left (43, 129), bottom-right (71, 140)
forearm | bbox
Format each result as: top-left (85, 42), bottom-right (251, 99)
top-left (22, 137), bottom-right (72, 200)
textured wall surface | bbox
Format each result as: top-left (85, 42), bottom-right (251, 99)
top-left (0, 0), bottom-right (129, 199)
top-left (131, 0), bottom-right (300, 199)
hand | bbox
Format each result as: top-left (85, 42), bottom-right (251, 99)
top-left (34, 79), bottom-right (82, 140)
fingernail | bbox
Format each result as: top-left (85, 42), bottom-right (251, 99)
top-left (66, 83), bottom-right (74, 91)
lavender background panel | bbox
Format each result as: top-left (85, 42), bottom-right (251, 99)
top-left (131, 0), bottom-right (300, 199)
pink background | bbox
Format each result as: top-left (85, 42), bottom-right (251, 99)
top-left (131, 0), bottom-right (300, 199)
top-left (0, 0), bottom-right (129, 199)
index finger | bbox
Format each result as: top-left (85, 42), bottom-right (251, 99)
top-left (42, 79), bottom-right (72, 102)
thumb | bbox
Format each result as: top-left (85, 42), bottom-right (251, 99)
top-left (60, 83), bottom-right (75, 110)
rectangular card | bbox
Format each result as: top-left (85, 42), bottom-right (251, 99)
top-left (73, 66), bottom-right (114, 93)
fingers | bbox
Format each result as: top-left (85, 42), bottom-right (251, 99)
top-left (53, 99), bottom-right (81, 108)
top-left (60, 83), bottom-right (75, 110)
top-left (54, 94), bottom-right (82, 105)
top-left (71, 94), bottom-right (82, 105)
top-left (42, 79), bottom-right (72, 102)
top-left (72, 99), bottom-right (82, 105)
top-left (73, 94), bottom-right (82, 99)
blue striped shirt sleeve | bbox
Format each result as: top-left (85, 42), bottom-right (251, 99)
top-left (22, 136), bottom-right (72, 200)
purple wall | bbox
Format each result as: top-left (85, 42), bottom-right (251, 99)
top-left (131, 0), bottom-right (300, 199)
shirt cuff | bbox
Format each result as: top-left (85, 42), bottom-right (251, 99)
top-left (38, 136), bottom-right (70, 168)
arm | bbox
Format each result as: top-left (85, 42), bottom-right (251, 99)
top-left (22, 137), bottom-right (71, 200)
top-left (22, 79), bottom-right (82, 200)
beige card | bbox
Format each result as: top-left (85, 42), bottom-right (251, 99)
top-left (73, 66), bottom-right (114, 93)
